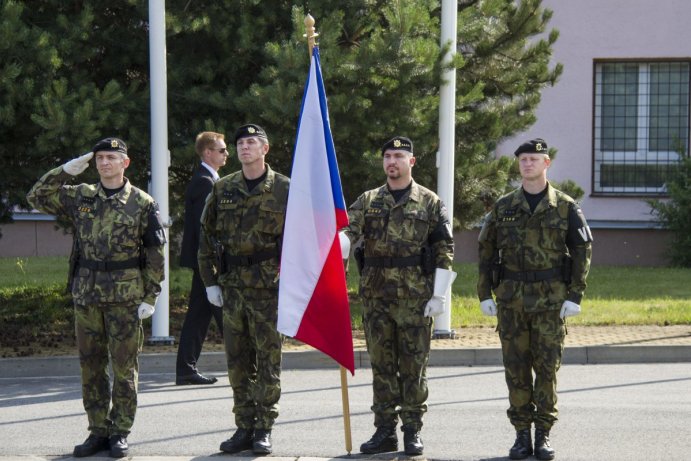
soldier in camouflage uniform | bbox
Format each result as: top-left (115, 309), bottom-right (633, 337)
top-left (477, 138), bottom-right (592, 461)
top-left (341, 136), bottom-right (455, 456)
top-left (26, 138), bottom-right (166, 458)
top-left (197, 124), bottom-right (289, 456)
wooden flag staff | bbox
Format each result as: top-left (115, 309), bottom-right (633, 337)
top-left (303, 13), bottom-right (353, 455)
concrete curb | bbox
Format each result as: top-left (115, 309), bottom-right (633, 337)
top-left (2, 345), bottom-right (690, 378)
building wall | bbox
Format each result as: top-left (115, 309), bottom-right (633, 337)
top-left (498, 0), bottom-right (691, 223)
top-left (0, 220), bottom-right (72, 258)
top-left (454, 227), bottom-right (673, 267)
top-left (0, 218), bottom-right (674, 266)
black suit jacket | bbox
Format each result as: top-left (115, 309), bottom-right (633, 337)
top-left (180, 165), bottom-right (215, 268)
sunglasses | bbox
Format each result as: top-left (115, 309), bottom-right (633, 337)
top-left (210, 147), bottom-right (228, 154)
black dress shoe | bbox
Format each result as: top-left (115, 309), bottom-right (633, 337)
top-left (176, 372), bottom-right (218, 385)
top-left (360, 426), bottom-right (398, 454)
top-left (73, 434), bottom-right (109, 457)
top-left (509, 429), bottom-right (533, 460)
top-left (253, 429), bottom-right (272, 455)
top-left (220, 428), bottom-right (254, 453)
top-left (109, 435), bottom-right (128, 458)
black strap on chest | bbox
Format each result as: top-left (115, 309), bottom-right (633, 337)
top-left (363, 255), bottom-right (422, 268)
top-left (223, 249), bottom-right (278, 267)
top-left (78, 257), bottom-right (141, 272)
top-left (502, 267), bottom-right (562, 283)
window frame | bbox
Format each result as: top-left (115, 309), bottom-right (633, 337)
top-left (592, 58), bottom-right (690, 197)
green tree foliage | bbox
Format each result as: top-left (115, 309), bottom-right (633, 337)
top-left (648, 156), bottom-right (691, 267)
top-left (0, 0), bottom-right (561, 239)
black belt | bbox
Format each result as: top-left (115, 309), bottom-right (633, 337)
top-left (502, 267), bottom-right (562, 283)
top-left (223, 250), bottom-right (278, 267)
top-left (364, 255), bottom-right (422, 268)
top-left (78, 257), bottom-right (140, 271)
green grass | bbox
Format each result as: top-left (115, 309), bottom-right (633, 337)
top-left (1, 257), bottom-right (690, 328)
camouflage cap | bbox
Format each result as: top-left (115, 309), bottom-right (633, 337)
top-left (381, 136), bottom-right (413, 156)
top-left (92, 137), bottom-right (128, 155)
top-left (234, 124), bottom-right (268, 144)
top-left (514, 138), bottom-right (548, 156)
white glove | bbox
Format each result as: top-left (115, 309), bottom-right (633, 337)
top-left (560, 300), bottom-right (581, 319)
top-left (206, 285), bottom-right (224, 307)
top-left (423, 268), bottom-right (458, 318)
top-left (63, 152), bottom-right (94, 175)
top-left (480, 298), bottom-right (497, 316)
top-left (138, 302), bottom-right (155, 319)
top-left (338, 231), bottom-right (351, 259)
top-left (424, 295), bottom-right (446, 317)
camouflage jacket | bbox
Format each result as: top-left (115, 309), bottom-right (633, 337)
top-left (344, 180), bottom-right (454, 300)
top-left (477, 182), bottom-right (592, 311)
top-left (198, 164), bottom-right (290, 290)
top-left (26, 166), bottom-right (166, 306)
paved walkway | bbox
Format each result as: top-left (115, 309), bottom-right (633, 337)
top-left (2, 325), bottom-right (689, 379)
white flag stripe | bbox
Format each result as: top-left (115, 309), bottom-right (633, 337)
top-left (277, 55), bottom-right (337, 337)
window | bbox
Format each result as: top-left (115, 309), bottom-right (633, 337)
top-left (594, 61), bottom-right (689, 195)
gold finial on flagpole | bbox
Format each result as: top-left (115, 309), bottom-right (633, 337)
top-left (304, 13), bottom-right (319, 58)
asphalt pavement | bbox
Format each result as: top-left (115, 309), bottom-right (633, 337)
top-left (1, 364), bottom-right (691, 461)
top-left (1, 325), bottom-right (690, 460)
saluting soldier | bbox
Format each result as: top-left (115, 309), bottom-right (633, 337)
top-left (477, 138), bottom-right (592, 460)
top-left (27, 138), bottom-right (166, 458)
top-left (198, 124), bottom-right (289, 456)
top-left (340, 136), bottom-right (455, 456)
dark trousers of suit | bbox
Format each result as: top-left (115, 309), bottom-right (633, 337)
top-left (176, 268), bottom-right (224, 377)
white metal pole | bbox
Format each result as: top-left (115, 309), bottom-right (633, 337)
top-left (435, 0), bottom-right (457, 339)
top-left (148, 0), bottom-right (173, 344)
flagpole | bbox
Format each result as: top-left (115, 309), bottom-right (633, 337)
top-left (304, 13), bottom-right (353, 454)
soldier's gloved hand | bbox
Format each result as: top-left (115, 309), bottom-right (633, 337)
top-left (138, 302), bottom-right (155, 319)
top-left (560, 300), bottom-right (581, 319)
top-left (424, 295), bottom-right (446, 317)
top-left (480, 298), bottom-right (497, 316)
top-left (338, 231), bottom-right (351, 259)
top-left (206, 285), bottom-right (224, 307)
top-left (63, 152), bottom-right (94, 176)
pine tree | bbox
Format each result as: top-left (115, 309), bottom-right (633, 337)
top-left (0, 0), bottom-right (562, 239)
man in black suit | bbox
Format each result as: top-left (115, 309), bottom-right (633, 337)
top-left (176, 131), bottom-right (228, 385)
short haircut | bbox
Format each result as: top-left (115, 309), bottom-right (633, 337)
top-left (195, 131), bottom-right (225, 158)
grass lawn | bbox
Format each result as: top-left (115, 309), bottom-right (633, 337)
top-left (2, 256), bottom-right (690, 327)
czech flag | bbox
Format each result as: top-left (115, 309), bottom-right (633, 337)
top-left (277, 47), bottom-right (354, 374)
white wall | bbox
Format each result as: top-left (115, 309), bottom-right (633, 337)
top-left (498, 0), bottom-right (691, 223)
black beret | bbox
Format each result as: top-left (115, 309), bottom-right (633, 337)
top-left (234, 124), bottom-right (268, 144)
top-left (381, 136), bottom-right (413, 156)
top-left (92, 137), bottom-right (127, 155)
top-left (514, 138), bottom-right (548, 156)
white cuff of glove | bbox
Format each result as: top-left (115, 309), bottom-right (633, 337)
top-left (560, 300), bottom-right (581, 319)
top-left (480, 298), bottom-right (497, 316)
top-left (206, 285), bottom-right (224, 307)
top-left (138, 302), bottom-right (155, 319)
top-left (338, 231), bottom-right (351, 259)
top-left (63, 152), bottom-right (94, 176)
top-left (424, 295), bottom-right (446, 317)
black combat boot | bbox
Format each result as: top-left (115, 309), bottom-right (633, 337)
top-left (73, 434), bottom-right (110, 457)
top-left (509, 429), bottom-right (533, 459)
top-left (360, 426), bottom-right (398, 454)
top-left (108, 435), bottom-right (128, 458)
top-left (402, 426), bottom-right (424, 456)
top-left (219, 428), bottom-right (254, 454)
top-left (253, 429), bottom-right (272, 455)
top-left (534, 428), bottom-right (555, 460)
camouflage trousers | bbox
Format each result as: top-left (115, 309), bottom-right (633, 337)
top-left (74, 302), bottom-right (143, 437)
top-left (222, 287), bottom-right (283, 430)
top-left (497, 305), bottom-right (565, 431)
top-left (363, 297), bottom-right (432, 431)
